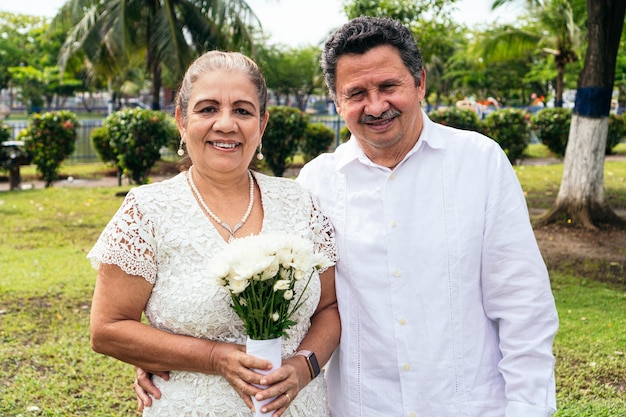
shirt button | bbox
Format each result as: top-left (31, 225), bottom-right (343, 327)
top-left (403, 364), bottom-right (411, 371)
top-left (394, 270), bottom-right (402, 277)
top-left (390, 173), bottom-right (396, 180)
top-left (409, 413), bottom-right (417, 417)
top-left (390, 220), bottom-right (397, 228)
top-left (399, 318), bottom-right (406, 325)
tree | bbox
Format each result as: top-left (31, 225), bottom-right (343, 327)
top-left (477, 0), bottom-right (586, 107)
top-left (258, 45), bottom-right (325, 111)
top-left (263, 106), bottom-right (307, 177)
top-left (57, 0), bottom-right (262, 110)
top-left (343, 0), bottom-right (470, 108)
top-left (537, 0), bottom-right (626, 229)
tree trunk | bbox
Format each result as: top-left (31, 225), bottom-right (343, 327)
top-left (554, 60), bottom-right (565, 108)
top-left (535, 0), bottom-right (626, 230)
top-left (151, 63), bottom-right (162, 111)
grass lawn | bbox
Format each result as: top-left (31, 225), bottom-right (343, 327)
top-left (1, 150), bottom-right (625, 416)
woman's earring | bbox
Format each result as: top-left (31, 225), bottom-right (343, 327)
top-left (177, 139), bottom-right (185, 156)
top-left (256, 143), bottom-right (264, 160)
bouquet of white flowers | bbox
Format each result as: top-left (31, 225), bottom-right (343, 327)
top-left (213, 231), bottom-right (333, 416)
top-left (213, 231), bottom-right (334, 340)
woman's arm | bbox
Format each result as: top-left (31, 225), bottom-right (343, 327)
top-left (91, 262), bottom-right (273, 410)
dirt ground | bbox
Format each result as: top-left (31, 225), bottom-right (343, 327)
top-left (533, 223), bottom-right (626, 287)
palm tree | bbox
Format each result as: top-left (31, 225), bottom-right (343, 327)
top-left (475, 0), bottom-right (585, 107)
top-left (55, 0), bottom-right (262, 110)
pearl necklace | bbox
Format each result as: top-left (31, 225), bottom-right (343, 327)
top-left (188, 166), bottom-right (254, 242)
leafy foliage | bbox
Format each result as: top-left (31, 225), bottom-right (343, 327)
top-left (607, 113), bottom-right (626, 155)
top-left (57, 0), bottom-right (263, 110)
top-left (483, 108), bottom-right (531, 164)
top-left (263, 106), bottom-right (307, 177)
top-left (532, 109), bottom-right (625, 158)
top-left (258, 45), bottom-right (324, 112)
top-left (340, 126), bottom-right (351, 144)
top-left (19, 110), bottom-right (78, 187)
top-left (0, 122), bottom-right (10, 142)
top-left (102, 108), bottom-right (179, 184)
top-left (531, 108), bottom-right (572, 158)
top-left (90, 125), bottom-right (116, 165)
top-left (300, 123), bottom-right (334, 163)
top-left (428, 107), bottom-right (484, 132)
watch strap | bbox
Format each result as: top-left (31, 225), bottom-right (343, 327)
top-left (295, 350), bottom-right (321, 379)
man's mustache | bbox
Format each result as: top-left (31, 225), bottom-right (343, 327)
top-left (360, 109), bottom-right (401, 124)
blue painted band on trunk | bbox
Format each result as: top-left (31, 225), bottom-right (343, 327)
top-left (574, 86), bottom-right (612, 117)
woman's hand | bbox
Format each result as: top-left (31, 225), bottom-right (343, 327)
top-left (249, 355), bottom-right (310, 416)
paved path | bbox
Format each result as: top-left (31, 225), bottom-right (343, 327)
top-left (1, 155), bottom-right (624, 193)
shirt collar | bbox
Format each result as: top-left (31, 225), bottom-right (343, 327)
top-left (333, 109), bottom-right (446, 171)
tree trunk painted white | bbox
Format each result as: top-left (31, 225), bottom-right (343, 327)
top-left (556, 114), bottom-right (607, 207)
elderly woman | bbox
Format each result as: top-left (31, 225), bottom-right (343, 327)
top-left (88, 51), bottom-right (339, 417)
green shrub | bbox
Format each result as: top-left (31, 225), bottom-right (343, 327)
top-left (19, 110), bottom-right (78, 187)
top-left (301, 123), bottom-right (334, 163)
top-left (428, 107), bottom-right (483, 132)
top-left (104, 108), bottom-right (179, 184)
top-left (483, 108), bottom-right (530, 165)
top-left (90, 126), bottom-right (117, 164)
top-left (607, 113), bottom-right (626, 155)
top-left (264, 106), bottom-right (307, 177)
top-left (531, 108), bottom-right (572, 158)
top-left (0, 122), bottom-right (10, 143)
top-left (340, 126), bottom-right (351, 143)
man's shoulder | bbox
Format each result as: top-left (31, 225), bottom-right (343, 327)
top-left (427, 119), bottom-right (502, 156)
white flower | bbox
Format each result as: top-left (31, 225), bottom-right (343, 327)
top-left (279, 267), bottom-right (292, 280)
top-left (227, 277), bottom-right (249, 294)
top-left (313, 252), bottom-right (334, 270)
top-left (213, 231), bottom-right (333, 340)
top-left (259, 257), bottom-right (280, 280)
top-left (293, 268), bottom-right (306, 281)
top-left (273, 280), bottom-right (290, 291)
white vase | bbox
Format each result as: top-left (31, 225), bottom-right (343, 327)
top-left (246, 336), bottom-right (283, 417)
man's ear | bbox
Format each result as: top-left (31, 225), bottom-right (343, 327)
top-left (334, 100), bottom-right (343, 117)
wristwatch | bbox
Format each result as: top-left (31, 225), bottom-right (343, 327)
top-left (295, 350), bottom-right (321, 379)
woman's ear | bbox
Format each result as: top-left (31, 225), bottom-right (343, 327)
top-left (175, 106), bottom-right (186, 137)
top-left (260, 111), bottom-right (269, 136)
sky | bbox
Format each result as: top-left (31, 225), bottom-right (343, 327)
top-left (0, 0), bottom-right (523, 47)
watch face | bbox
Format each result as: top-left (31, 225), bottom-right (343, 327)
top-left (309, 352), bottom-right (321, 377)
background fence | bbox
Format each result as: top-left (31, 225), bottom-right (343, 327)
top-left (4, 115), bottom-right (346, 164)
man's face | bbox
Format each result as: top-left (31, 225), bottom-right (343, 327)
top-left (334, 44), bottom-right (426, 168)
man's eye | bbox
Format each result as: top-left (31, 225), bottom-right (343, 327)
top-left (348, 91), bottom-right (365, 100)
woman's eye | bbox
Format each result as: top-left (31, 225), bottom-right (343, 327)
top-left (235, 108), bottom-right (252, 116)
top-left (200, 106), bottom-right (217, 113)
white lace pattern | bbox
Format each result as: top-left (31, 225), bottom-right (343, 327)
top-left (88, 171), bottom-right (337, 417)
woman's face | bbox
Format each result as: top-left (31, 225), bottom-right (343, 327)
top-left (176, 69), bottom-right (268, 177)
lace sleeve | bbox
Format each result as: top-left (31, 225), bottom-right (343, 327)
top-left (308, 196), bottom-right (338, 273)
top-left (87, 191), bottom-right (158, 284)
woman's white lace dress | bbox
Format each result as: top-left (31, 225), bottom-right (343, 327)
top-left (88, 171), bottom-right (337, 417)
